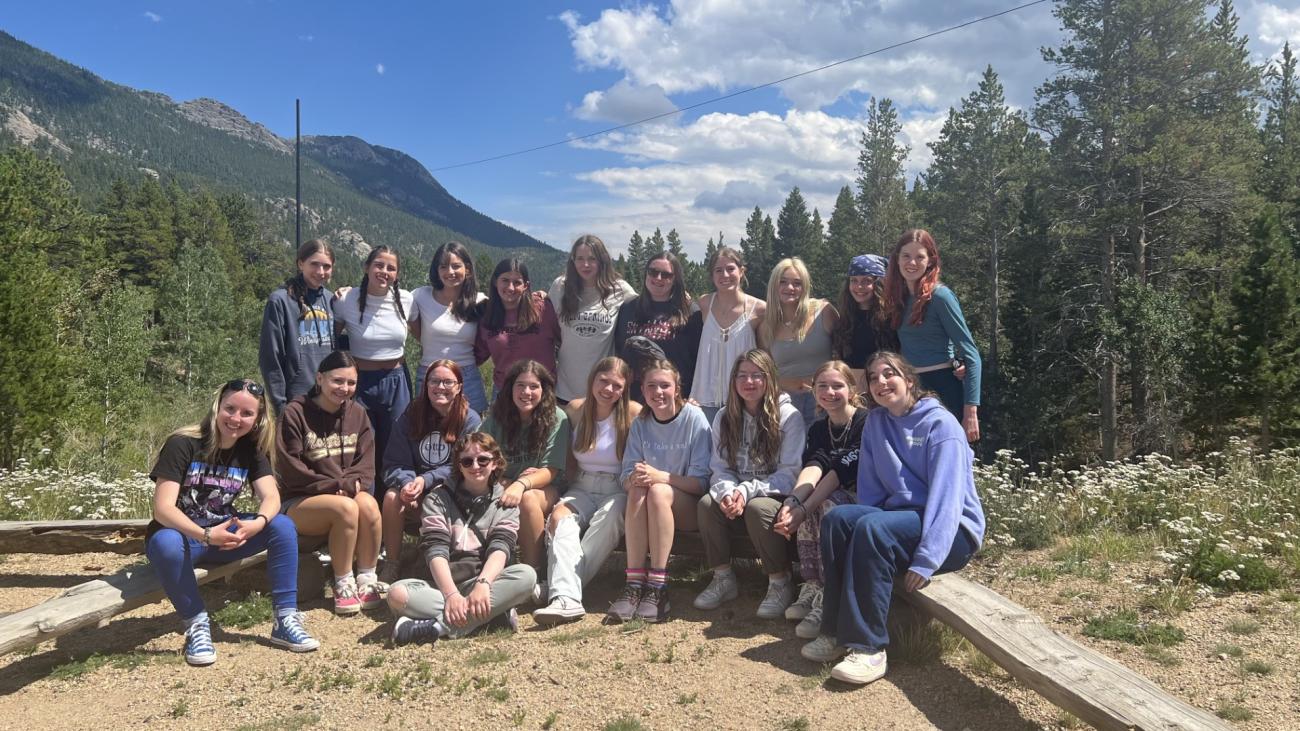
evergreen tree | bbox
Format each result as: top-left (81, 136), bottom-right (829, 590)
top-left (1261, 42), bottom-right (1300, 227)
top-left (774, 187), bottom-right (814, 264)
top-left (1228, 209), bottom-right (1300, 447)
top-left (739, 207), bottom-right (777, 297)
top-left (647, 228), bottom-right (667, 258)
top-left (157, 241), bottom-right (244, 395)
top-left (476, 252), bottom-right (495, 291)
top-left (808, 208), bottom-right (828, 297)
top-left (920, 66), bottom-right (1044, 381)
top-left (75, 274), bottom-right (155, 464)
top-left (855, 97), bottom-right (913, 249)
top-left (626, 230), bottom-right (647, 278)
top-left (1034, 0), bottom-right (1260, 457)
top-left (822, 186), bottom-right (866, 291)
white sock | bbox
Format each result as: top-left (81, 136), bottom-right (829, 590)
top-left (334, 572), bottom-right (354, 588)
top-left (357, 568), bottom-right (378, 586)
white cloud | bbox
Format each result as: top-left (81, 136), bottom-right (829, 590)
top-left (1256, 3), bottom-right (1300, 46)
top-left (143, 11), bottom-right (161, 23)
top-left (560, 1), bottom-right (1060, 111)
top-left (376, 63), bottom-right (386, 75)
top-left (574, 80), bottom-right (677, 124)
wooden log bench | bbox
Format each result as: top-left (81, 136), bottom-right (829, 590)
top-left (899, 574), bottom-right (1231, 731)
top-left (0, 519), bottom-right (150, 555)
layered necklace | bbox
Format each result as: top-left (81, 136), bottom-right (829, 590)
top-left (826, 408), bottom-right (857, 450)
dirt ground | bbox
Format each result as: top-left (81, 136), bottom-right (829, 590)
top-left (0, 549), bottom-right (1295, 730)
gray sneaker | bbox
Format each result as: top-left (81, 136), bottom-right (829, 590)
top-left (634, 585), bottom-right (670, 623)
top-left (795, 593), bottom-right (823, 639)
top-left (786, 582), bottom-right (821, 621)
top-left (756, 579), bottom-right (794, 619)
top-left (392, 616), bottom-right (440, 646)
top-left (605, 583), bottom-right (643, 623)
top-left (800, 634), bottom-right (845, 664)
top-left (692, 571), bottom-right (738, 610)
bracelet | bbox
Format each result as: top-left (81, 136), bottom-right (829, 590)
top-left (253, 514), bottom-right (269, 525)
top-left (473, 577), bottom-right (490, 586)
top-left (202, 526), bottom-right (212, 545)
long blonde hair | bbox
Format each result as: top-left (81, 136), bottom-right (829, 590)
top-left (718, 349), bottom-right (782, 471)
top-left (172, 379), bottom-right (277, 471)
top-left (761, 257), bottom-right (816, 347)
top-left (573, 357), bottom-right (634, 461)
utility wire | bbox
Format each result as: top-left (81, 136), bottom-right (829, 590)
top-left (431, 0), bottom-right (1051, 172)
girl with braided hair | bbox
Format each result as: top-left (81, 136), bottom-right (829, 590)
top-left (259, 239), bottom-right (338, 415)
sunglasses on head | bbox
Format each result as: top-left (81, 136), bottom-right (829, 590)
top-left (459, 455), bottom-right (493, 468)
top-left (225, 379), bottom-right (265, 397)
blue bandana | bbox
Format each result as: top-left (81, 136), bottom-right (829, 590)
top-left (848, 254), bottom-right (887, 278)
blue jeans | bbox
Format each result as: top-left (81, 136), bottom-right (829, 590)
top-left (918, 369), bottom-right (964, 419)
top-left (819, 505), bottom-right (977, 652)
top-left (358, 365), bottom-right (412, 487)
top-left (145, 514), bottom-right (300, 621)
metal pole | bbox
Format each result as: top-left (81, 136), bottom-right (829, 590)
top-left (295, 98), bottom-right (301, 247)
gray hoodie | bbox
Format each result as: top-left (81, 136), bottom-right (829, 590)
top-left (259, 285), bottom-right (337, 413)
top-left (709, 393), bottom-right (806, 502)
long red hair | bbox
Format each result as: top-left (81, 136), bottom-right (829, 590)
top-left (883, 229), bottom-right (942, 328)
top-left (407, 359), bottom-right (470, 443)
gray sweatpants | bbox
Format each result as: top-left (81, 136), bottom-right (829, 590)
top-left (389, 564), bottom-right (536, 638)
top-left (546, 471), bottom-right (626, 603)
top-left (697, 493), bottom-right (791, 574)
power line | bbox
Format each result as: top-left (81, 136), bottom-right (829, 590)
top-left (430, 0), bottom-right (1052, 173)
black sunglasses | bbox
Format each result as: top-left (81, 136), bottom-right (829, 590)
top-left (459, 455), bottom-right (493, 468)
top-left (225, 379), bottom-right (265, 397)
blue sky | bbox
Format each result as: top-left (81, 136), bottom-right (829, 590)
top-left (4, 1), bottom-right (1299, 257)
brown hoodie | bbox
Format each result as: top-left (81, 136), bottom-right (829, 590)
top-left (276, 394), bottom-right (375, 499)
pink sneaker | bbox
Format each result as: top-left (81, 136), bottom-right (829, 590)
top-left (333, 577), bottom-right (361, 615)
top-left (358, 580), bottom-right (387, 610)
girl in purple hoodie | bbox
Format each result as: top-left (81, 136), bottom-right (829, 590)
top-left (800, 351), bottom-right (984, 686)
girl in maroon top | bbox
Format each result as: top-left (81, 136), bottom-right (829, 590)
top-left (474, 258), bottom-right (562, 399)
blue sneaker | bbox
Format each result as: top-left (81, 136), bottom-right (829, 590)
top-left (183, 618), bottom-right (216, 666)
top-left (270, 612), bottom-right (320, 653)
top-left (392, 616), bottom-right (440, 646)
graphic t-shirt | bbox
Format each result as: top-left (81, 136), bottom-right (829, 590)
top-left (149, 434), bottom-right (272, 532)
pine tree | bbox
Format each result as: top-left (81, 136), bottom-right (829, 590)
top-left (855, 97), bottom-right (913, 250)
top-left (75, 274), bottom-right (155, 464)
top-left (822, 186), bottom-right (866, 291)
top-left (739, 207), bottom-right (777, 297)
top-left (157, 241), bottom-right (244, 395)
top-left (1034, 0), bottom-right (1260, 457)
top-left (1261, 42), bottom-right (1300, 227)
top-left (647, 228), bottom-right (667, 258)
top-left (920, 66), bottom-right (1044, 380)
top-left (774, 187), bottom-right (814, 264)
top-left (1228, 209), bottom-right (1300, 447)
top-left (626, 230), bottom-right (647, 278)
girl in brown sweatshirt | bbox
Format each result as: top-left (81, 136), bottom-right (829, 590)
top-left (277, 350), bottom-right (382, 615)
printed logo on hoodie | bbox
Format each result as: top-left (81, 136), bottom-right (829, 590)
top-left (303, 431), bottom-right (359, 461)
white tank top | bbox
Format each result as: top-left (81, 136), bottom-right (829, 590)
top-left (692, 296), bottom-right (758, 408)
top-left (574, 415), bottom-right (621, 474)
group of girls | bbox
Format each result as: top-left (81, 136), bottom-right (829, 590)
top-left (146, 227), bottom-right (984, 688)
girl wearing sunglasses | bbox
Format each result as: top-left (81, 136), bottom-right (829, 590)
top-left (378, 359), bottom-right (482, 584)
top-left (388, 432), bottom-right (538, 644)
top-left (146, 378), bottom-right (318, 665)
top-left (614, 252), bottom-right (702, 404)
top-left (277, 351), bottom-right (383, 615)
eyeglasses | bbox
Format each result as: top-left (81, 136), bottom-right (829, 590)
top-left (428, 379), bottom-right (460, 389)
top-left (734, 372), bottom-right (767, 383)
top-left (459, 455), bottom-right (493, 468)
top-left (225, 379), bottom-right (265, 397)
top-left (646, 269), bottom-right (674, 281)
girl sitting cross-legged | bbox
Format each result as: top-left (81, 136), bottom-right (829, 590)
top-left (388, 432), bottom-right (538, 644)
top-left (146, 378), bottom-right (318, 666)
top-left (800, 351), bottom-right (984, 685)
top-left (695, 348), bottom-right (806, 619)
top-left (277, 350), bottom-right (383, 615)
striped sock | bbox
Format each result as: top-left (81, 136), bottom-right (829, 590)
top-left (625, 568), bottom-right (647, 586)
top-left (647, 568), bottom-right (668, 588)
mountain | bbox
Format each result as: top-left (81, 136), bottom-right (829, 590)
top-left (0, 30), bottom-right (563, 280)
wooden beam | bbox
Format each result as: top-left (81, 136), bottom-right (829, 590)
top-left (0, 554), bottom-right (267, 656)
top-left (901, 574), bottom-right (1231, 731)
top-left (0, 520), bottom-right (150, 555)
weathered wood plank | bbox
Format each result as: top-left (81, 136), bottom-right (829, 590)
top-left (0, 520), bottom-right (150, 555)
top-left (0, 554), bottom-right (267, 656)
top-left (901, 574), bottom-right (1230, 731)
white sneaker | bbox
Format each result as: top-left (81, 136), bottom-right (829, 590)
top-left (756, 579), bottom-right (794, 619)
top-left (785, 583), bottom-right (821, 621)
top-left (692, 571), bottom-right (738, 610)
top-left (800, 634), bottom-right (845, 664)
top-left (533, 596), bottom-right (585, 625)
top-left (830, 649), bottom-right (888, 685)
top-left (795, 593), bottom-right (823, 639)
top-left (529, 580), bottom-right (548, 606)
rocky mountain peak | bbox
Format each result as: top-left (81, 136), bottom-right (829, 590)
top-left (177, 98), bottom-right (291, 154)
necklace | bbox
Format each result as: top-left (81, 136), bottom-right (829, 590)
top-left (827, 414), bottom-right (853, 450)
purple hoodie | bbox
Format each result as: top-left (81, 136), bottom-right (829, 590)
top-left (856, 397), bottom-right (985, 579)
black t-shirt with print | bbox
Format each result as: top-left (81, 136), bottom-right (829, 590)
top-left (147, 434), bottom-right (272, 535)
